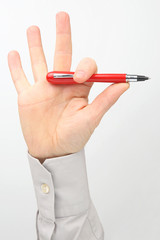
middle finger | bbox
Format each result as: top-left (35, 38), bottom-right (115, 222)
top-left (53, 12), bottom-right (72, 71)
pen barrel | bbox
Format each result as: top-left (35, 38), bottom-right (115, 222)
top-left (47, 72), bottom-right (127, 84)
top-left (87, 74), bottom-right (126, 83)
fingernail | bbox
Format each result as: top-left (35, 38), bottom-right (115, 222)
top-left (74, 71), bottom-right (86, 79)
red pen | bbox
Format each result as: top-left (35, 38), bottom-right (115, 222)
top-left (46, 71), bottom-right (149, 84)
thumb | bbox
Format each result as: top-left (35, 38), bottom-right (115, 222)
top-left (85, 82), bottom-right (130, 129)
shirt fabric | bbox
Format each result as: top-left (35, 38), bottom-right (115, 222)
top-left (28, 148), bottom-right (104, 240)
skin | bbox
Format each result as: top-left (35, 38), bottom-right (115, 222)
top-left (8, 11), bottom-right (129, 163)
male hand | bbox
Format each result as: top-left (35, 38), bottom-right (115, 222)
top-left (8, 12), bottom-right (129, 162)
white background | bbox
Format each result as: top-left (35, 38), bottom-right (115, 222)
top-left (0, 0), bottom-right (160, 239)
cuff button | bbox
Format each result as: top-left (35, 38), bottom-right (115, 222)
top-left (41, 184), bottom-right (50, 194)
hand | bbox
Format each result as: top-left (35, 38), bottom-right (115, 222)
top-left (8, 12), bottom-right (129, 162)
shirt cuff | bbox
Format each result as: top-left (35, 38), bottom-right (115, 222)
top-left (27, 148), bottom-right (90, 219)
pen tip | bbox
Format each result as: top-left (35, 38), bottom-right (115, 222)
top-left (137, 75), bottom-right (150, 81)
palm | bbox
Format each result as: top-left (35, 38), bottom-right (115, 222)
top-left (18, 78), bottom-right (93, 158)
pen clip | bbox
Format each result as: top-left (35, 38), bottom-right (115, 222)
top-left (53, 73), bottom-right (73, 78)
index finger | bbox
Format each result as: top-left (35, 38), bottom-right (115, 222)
top-left (53, 12), bottom-right (72, 71)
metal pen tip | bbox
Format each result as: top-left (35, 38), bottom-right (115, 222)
top-left (137, 75), bottom-right (150, 81)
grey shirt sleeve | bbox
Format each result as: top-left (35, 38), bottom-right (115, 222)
top-left (27, 148), bottom-right (104, 240)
